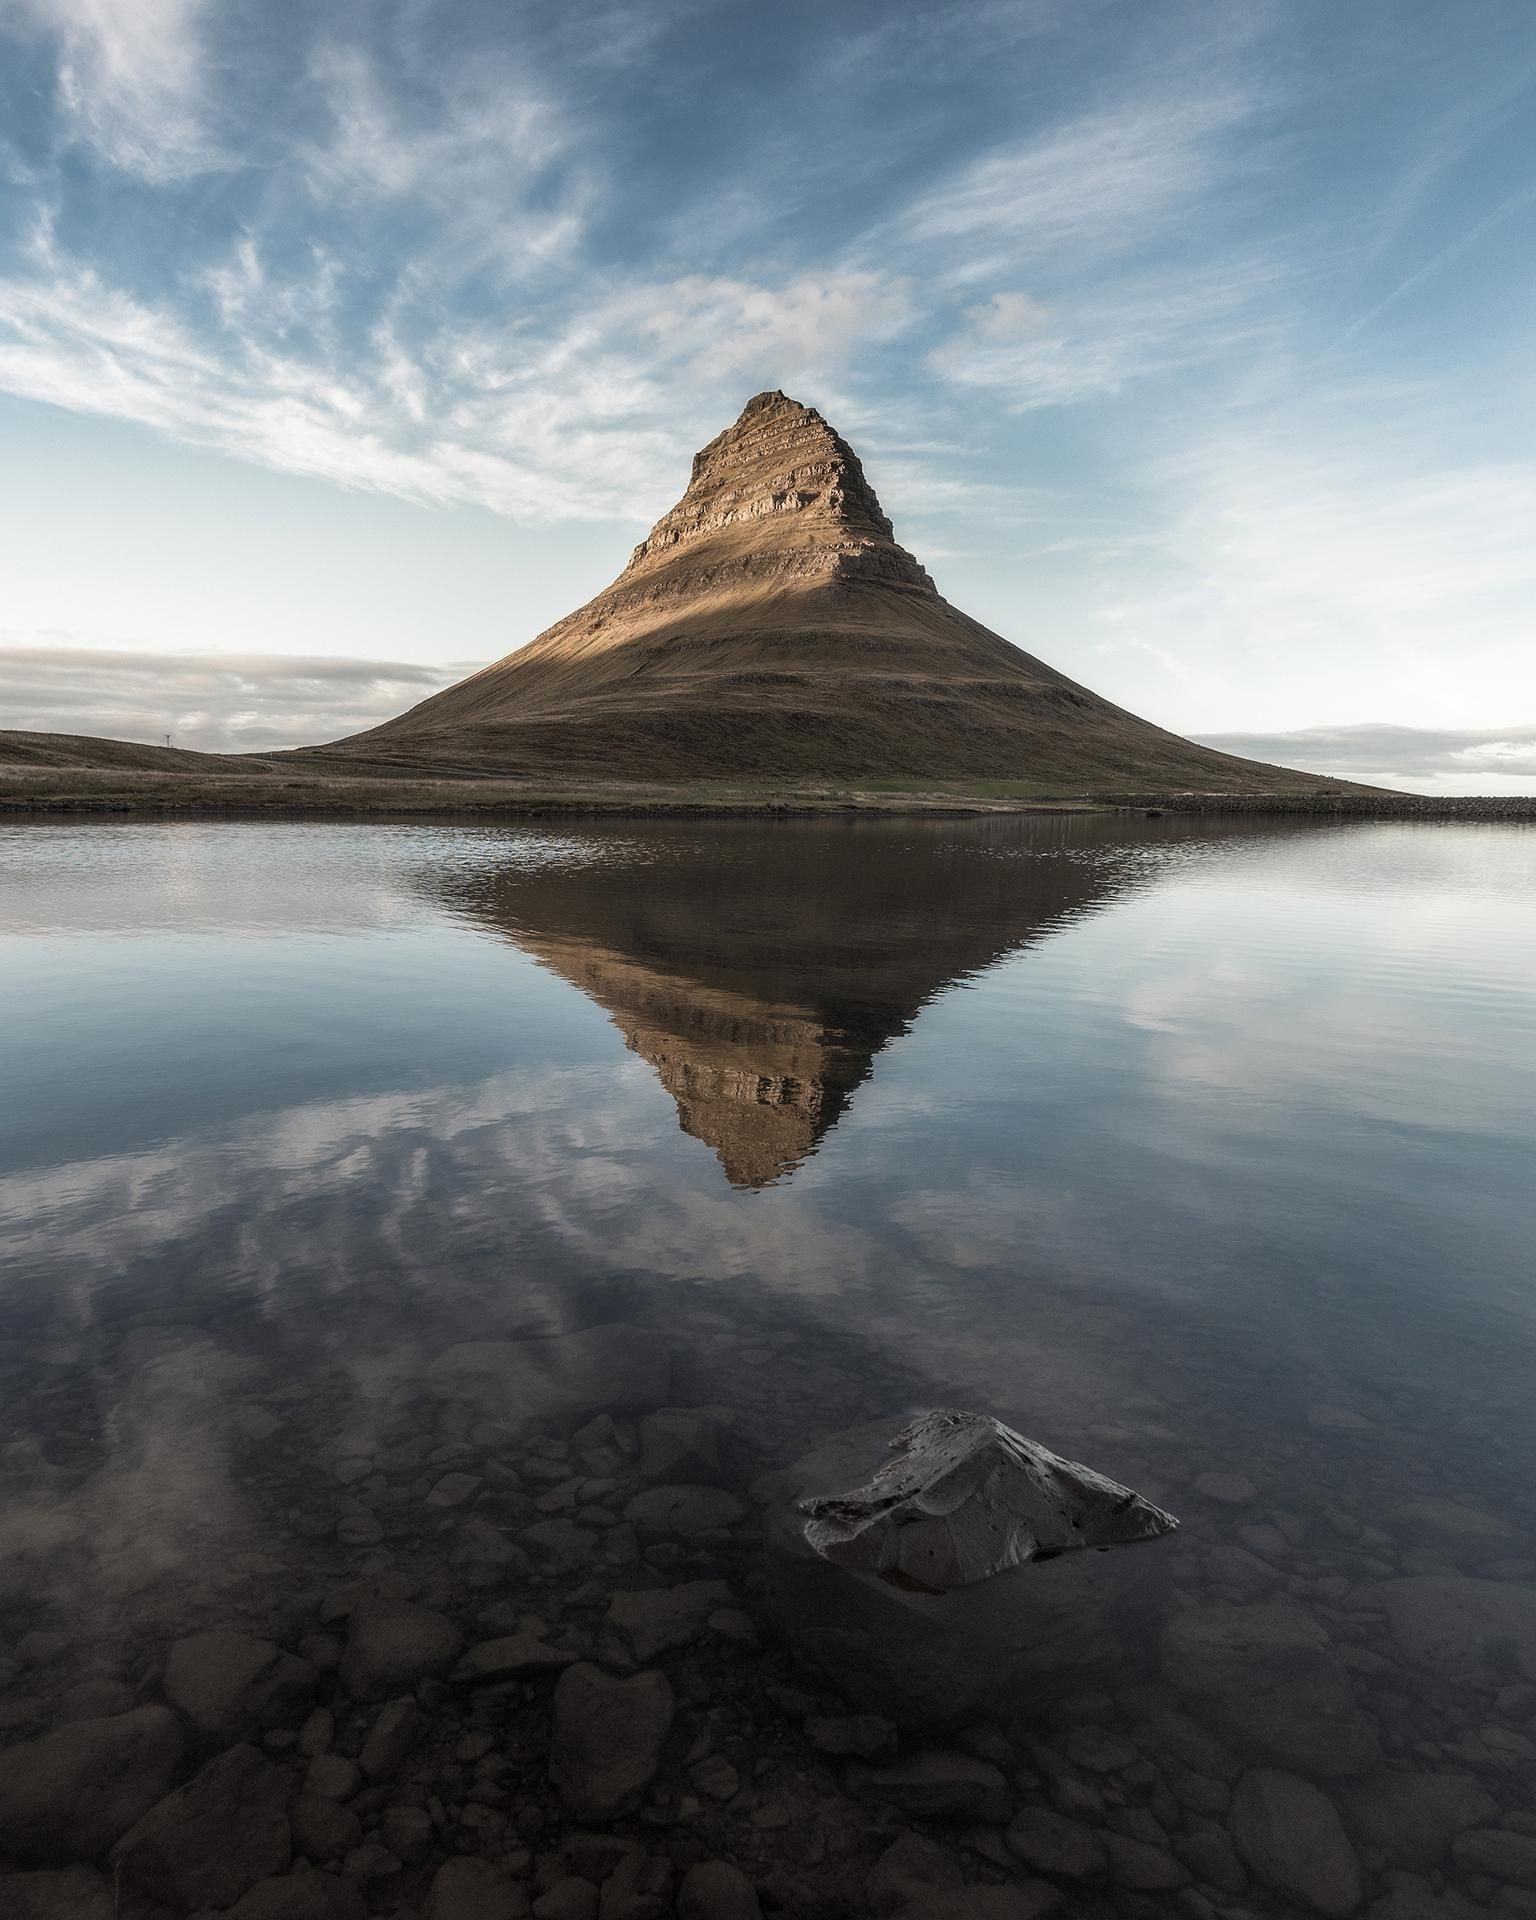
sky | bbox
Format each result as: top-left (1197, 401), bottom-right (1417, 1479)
top-left (1, 0), bottom-right (1533, 793)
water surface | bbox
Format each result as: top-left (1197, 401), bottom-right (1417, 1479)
top-left (1, 815), bottom-right (1533, 1916)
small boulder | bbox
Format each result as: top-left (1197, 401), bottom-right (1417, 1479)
top-left (1102, 1834), bottom-right (1188, 1891)
top-left (113, 1743), bottom-right (291, 1911)
top-left (1231, 1768), bottom-right (1362, 1917)
top-left (227, 1875), bottom-right (369, 1920)
top-left (1005, 1805), bottom-right (1107, 1879)
top-left (288, 1793), bottom-right (361, 1863)
top-left (550, 1663), bottom-right (674, 1819)
top-left (451, 1633), bottom-right (579, 1685)
top-left (845, 1750), bottom-right (1009, 1823)
top-left (425, 1856), bottom-right (532, 1919)
top-left (678, 1861), bottom-right (762, 1920)
top-left (1161, 1602), bottom-right (1377, 1777)
top-left (1377, 1578), bottom-right (1536, 1684)
top-left (623, 1486), bottom-right (744, 1537)
top-left (868, 1834), bottom-right (963, 1915)
top-left (163, 1629), bottom-right (318, 1741)
top-left (1451, 1830), bottom-right (1536, 1889)
top-left (339, 1600), bottom-right (463, 1699)
top-left (605, 1581), bottom-right (732, 1661)
top-left (1342, 1771), bottom-right (1497, 1868)
top-left (359, 1697), bottom-right (419, 1780)
top-left (532, 1879), bottom-right (599, 1920)
top-left (0, 1704), bottom-right (182, 1860)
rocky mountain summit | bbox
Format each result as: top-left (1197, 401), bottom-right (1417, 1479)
top-left (317, 392), bottom-right (1339, 789)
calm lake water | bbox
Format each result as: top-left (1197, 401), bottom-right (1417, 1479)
top-left (1, 814), bottom-right (1534, 1919)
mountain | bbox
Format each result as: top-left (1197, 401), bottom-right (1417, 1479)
top-left (421, 816), bottom-right (1148, 1186)
top-left (315, 391), bottom-right (1338, 791)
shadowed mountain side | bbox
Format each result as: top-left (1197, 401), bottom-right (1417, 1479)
top-left (423, 819), bottom-right (1140, 1186)
top-left (315, 392), bottom-right (1349, 792)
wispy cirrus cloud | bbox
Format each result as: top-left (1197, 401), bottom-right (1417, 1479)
top-left (0, 210), bottom-right (916, 519)
top-left (927, 252), bottom-right (1298, 408)
top-left (1, 0), bottom-right (217, 180)
top-left (902, 90), bottom-right (1259, 277)
top-left (0, 641), bottom-right (463, 751)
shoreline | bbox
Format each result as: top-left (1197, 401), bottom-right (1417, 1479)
top-left (0, 777), bottom-right (1532, 823)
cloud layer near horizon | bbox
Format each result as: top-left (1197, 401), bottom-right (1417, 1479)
top-left (0, 641), bottom-right (459, 751)
top-left (1197, 724), bottom-right (1536, 799)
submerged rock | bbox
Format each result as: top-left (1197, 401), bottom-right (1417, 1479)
top-left (339, 1600), bottom-right (463, 1699)
top-left (0, 1867), bottom-right (114, 1920)
top-left (1230, 1768), bottom-right (1362, 1917)
top-left (163, 1629), bottom-right (318, 1742)
top-left (550, 1663), bottom-right (674, 1819)
top-left (113, 1743), bottom-right (291, 1911)
top-left (1161, 1601), bottom-right (1379, 1778)
top-left (1377, 1576), bottom-right (1536, 1683)
top-left (0, 1705), bottom-right (183, 1860)
top-left (799, 1409), bottom-right (1177, 1593)
top-left (766, 1419), bottom-right (1175, 1727)
top-left (1341, 1771), bottom-right (1497, 1869)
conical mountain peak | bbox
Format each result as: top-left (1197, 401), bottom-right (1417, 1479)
top-left (620, 389), bottom-right (934, 594)
top-left (328, 393), bottom-right (1341, 795)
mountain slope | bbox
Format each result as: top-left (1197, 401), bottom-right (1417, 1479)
top-left (316, 391), bottom-right (1339, 791)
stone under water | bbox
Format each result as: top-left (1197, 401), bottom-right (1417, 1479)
top-left (799, 1408), bottom-right (1178, 1593)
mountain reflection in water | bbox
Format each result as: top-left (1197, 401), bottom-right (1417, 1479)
top-left (424, 817), bottom-right (1139, 1188)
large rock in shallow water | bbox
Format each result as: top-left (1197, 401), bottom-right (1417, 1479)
top-left (1230, 1769), bottom-right (1362, 1917)
top-left (1376, 1576), bottom-right (1536, 1683)
top-left (550, 1663), bottom-right (674, 1819)
top-left (426, 1323), bottom-right (669, 1426)
top-left (0, 1705), bottom-right (183, 1859)
top-left (1161, 1602), bottom-right (1378, 1778)
top-left (113, 1744), bottom-right (291, 1910)
top-left (800, 1409), bottom-right (1177, 1592)
top-left (339, 1600), bottom-right (463, 1699)
top-left (164, 1628), bottom-right (318, 1741)
top-left (765, 1420), bottom-right (1177, 1729)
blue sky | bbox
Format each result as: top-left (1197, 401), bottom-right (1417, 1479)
top-left (1, 0), bottom-right (1534, 791)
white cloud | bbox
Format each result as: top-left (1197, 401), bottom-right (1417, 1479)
top-left (928, 252), bottom-right (1296, 407)
top-left (902, 90), bottom-right (1258, 280)
top-left (0, 225), bottom-right (916, 523)
top-left (300, 41), bottom-right (588, 277)
top-left (1084, 400), bottom-right (1536, 735)
top-left (2, 0), bottom-right (216, 179)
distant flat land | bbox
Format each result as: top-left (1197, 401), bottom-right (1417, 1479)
top-left (2, 730), bottom-right (1530, 819)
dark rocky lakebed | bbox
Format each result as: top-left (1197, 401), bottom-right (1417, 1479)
top-left (0, 814), bottom-right (1533, 1920)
